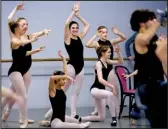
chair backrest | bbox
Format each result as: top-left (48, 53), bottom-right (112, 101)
top-left (114, 65), bottom-right (131, 93)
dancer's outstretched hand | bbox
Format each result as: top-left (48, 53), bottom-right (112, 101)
top-left (36, 45), bottom-right (45, 52)
top-left (16, 2), bottom-right (24, 10)
top-left (43, 29), bottom-right (51, 36)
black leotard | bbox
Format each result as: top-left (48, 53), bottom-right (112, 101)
top-left (8, 35), bottom-right (32, 76)
top-left (50, 89), bottom-right (66, 123)
top-left (97, 39), bottom-right (114, 72)
top-left (64, 37), bottom-right (84, 75)
top-left (90, 60), bottom-right (111, 90)
top-left (133, 35), bottom-right (164, 84)
top-left (24, 35), bottom-right (32, 67)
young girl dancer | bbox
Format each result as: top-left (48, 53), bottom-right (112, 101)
top-left (44, 2), bottom-right (90, 119)
top-left (80, 45), bottom-right (123, 126)
top-left (39, 51), bottom-right (91, 128)
top-left (2, 3), bottom-right (50, 128)
top-left (86, 26), bottom-right (126, 116)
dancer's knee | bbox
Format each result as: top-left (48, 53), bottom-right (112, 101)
top-left (90, 88), bottom-right (100, 98)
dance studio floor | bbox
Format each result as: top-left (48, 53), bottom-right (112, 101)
top-left (1, 107), bottom-right (150, 128)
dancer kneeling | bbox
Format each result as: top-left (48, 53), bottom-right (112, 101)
top-left (81, 45), bottom-right (123, 126)
top-left (39, 50), bottom-right (91, 128)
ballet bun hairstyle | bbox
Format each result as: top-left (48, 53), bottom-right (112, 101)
top-left (8, 17), bottom-right (27, 33)
top-left (96, 45), bottom-right (110, 59)
top-left (8, 21), bottom-right (19, 34)
top-left (69, 21), bottom-right (79, 29)
top-left (53, 70), bottom-right (65, 84)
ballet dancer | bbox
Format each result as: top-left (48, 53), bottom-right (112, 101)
top-left (129, 8), bottom-right (167, 128)
top-left (44, 2), bottom-right (90, 120)
top-left (86, 26), bottom-right (126, 116)
top-left (79, 45), bottom-right (123, 126)
top-left (39, 51), bottom-right (91, 128)
top-left (2, 87), bottom-right (24, 113)
top-left (1, 3), bottom-right (50, 128)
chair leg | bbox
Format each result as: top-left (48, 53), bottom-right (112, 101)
top-left (131, 95), bottom-right (135, 106)
top-left (129, 96), bottom-right (132, 119)
top-left (119, 94), bottom-right (123, 119)
top-left (119, 95), bottom-right (127, 119)
top-left (129, 96), bottom-right (134, 119)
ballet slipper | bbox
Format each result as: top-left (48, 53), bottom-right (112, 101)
top-left (19, 119), bottom-right (34, 124)
top-left (80, 122), bottom-right (91, 128)
top-left (39, 120), bottom-right (50, 127)
top-left (2, 111), bottom-right (10, 122)
top-left (20, 120), bottom-right (28, 128)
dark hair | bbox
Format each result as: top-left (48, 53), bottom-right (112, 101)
top-left (96, 45), bottom-right (110, 59)
top-left (130, 9), bottom-right (156, 31)
top-left (97, 26), bottom-right (108, 31)
top-left (53, 70), bottom-right (65, 84)
top-left (69, 21), bottom-right (79, 29)
top-left (8, 17), bottom-right (27, 33)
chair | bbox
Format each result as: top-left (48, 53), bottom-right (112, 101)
top-left (114, 65), bottom-right (135, 119)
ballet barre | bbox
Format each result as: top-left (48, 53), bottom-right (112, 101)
top-left (1, 73), bottom-right (94, 77)
top-left (0, 58), bottom-right (129, 63)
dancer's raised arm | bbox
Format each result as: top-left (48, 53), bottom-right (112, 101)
top-left (8, 3), bottom-right (24, 38)
top-left (74, 2), bottom-right (90, 39)
top-left (110, 27), bottom-right (126, 45)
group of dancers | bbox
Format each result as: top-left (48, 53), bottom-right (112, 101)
top-left (1, 2), bottom-right (167, 128)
